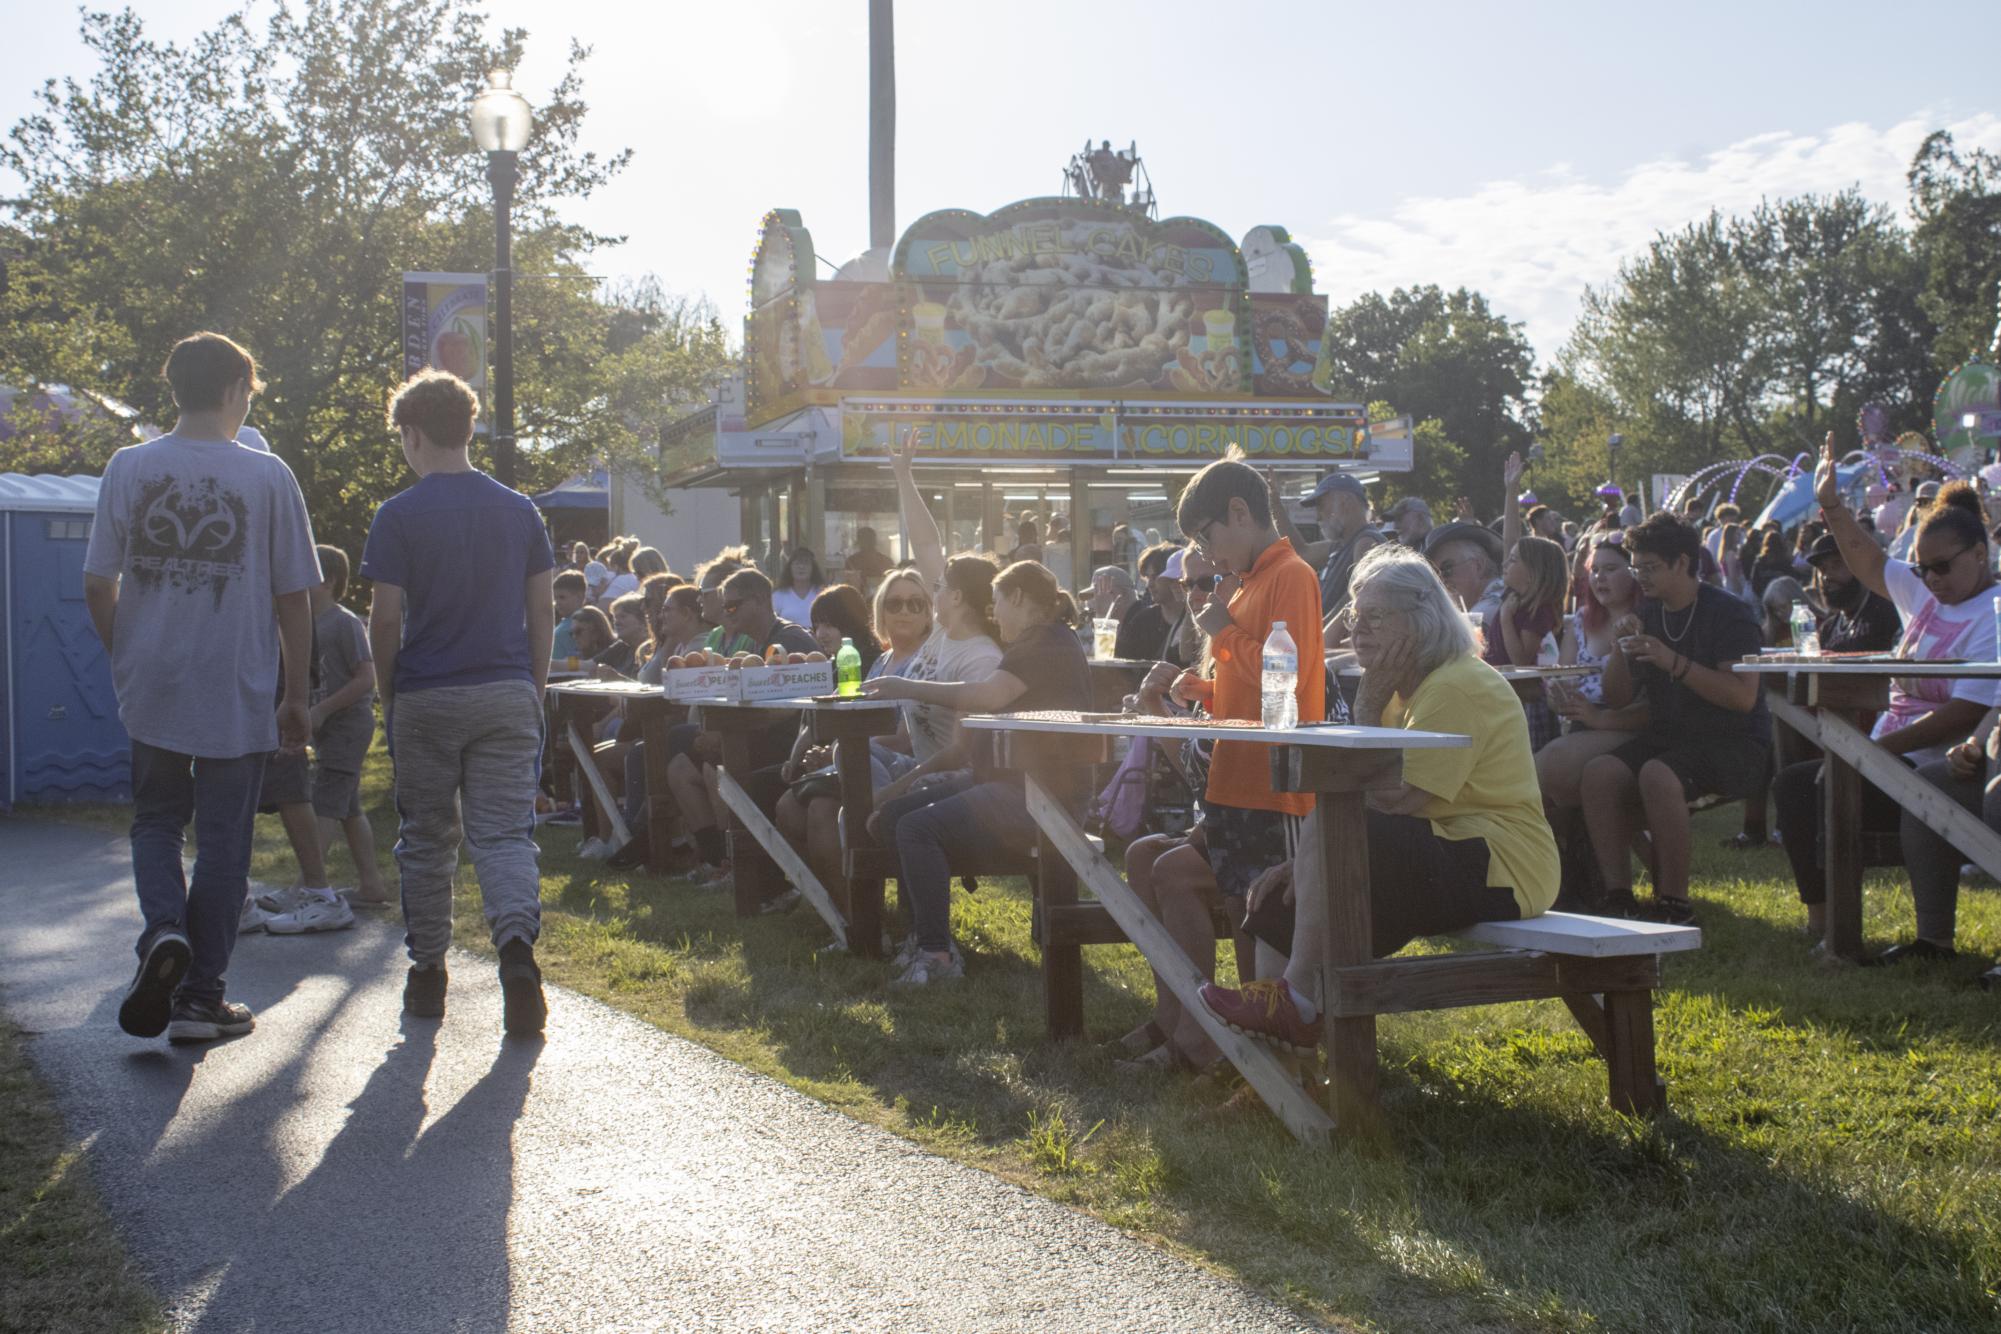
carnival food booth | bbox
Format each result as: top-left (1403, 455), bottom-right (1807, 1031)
top-left (660, 197), bottom-right (1411, 582)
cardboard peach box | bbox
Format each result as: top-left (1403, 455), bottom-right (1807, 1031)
top-left (736, 660), bottom-right (835, 703)
top-left (663, 664), bottom-right (741, 702)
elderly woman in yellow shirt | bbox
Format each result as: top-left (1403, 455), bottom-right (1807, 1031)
top-left (1196, 544), bottom-right (1560, 1051)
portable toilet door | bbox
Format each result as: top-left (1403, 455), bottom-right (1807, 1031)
top-left (1, 473), bottom-right (130, 809)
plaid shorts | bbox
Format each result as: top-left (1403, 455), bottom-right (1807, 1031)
top-left (1200, 802), bottom-right (1296, 901)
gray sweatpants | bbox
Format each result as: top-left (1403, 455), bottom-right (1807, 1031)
top-left (390, 680), bottom-right (545, 967)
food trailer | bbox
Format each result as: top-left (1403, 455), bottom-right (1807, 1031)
top-left (660, 196), bottom-right (1411, 581)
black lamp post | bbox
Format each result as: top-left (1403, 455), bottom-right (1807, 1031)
top-left (469, 69), bottom-right (533, 489)
top-left (1606, 432), bottom-right (1624, 504)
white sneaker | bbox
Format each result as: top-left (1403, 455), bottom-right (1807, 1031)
top-left (254, 885), bottom-right (311, 914)
top-left (239, 897), bottom-right (272, 934)
top-left (265, 893), bottom-right (356, 935)
top-left (577, 837), bottom-right (612, 860)
top-left (890, 947), bottom-right (964, 987)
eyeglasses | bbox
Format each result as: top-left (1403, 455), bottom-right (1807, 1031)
top-left (883, 596), bottom-right (930, 614)
top-left (1435, 559), bottom-right (1460, 578)
top-left (1914, 545), bottom-right (1975, 580)
top-left (1190, 518), bottom-right (1222, 552)
top-left (1630, 560), bottom-right (1667, 577)
top-left (1181, 574), bottom-right (1218, 592)
top-left (1346, 605), bottom-right (1407, 631)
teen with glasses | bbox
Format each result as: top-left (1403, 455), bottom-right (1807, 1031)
top-left (1771, 436), bottom-right (2001, 956)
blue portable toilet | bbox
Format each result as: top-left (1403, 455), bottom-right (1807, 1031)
top-left (0, 473), bottom-right (130, 809)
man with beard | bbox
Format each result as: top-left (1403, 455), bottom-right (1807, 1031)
top-left (1805, 532), bottom-right (1901, 652)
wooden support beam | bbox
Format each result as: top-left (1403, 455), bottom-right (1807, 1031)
top-left (1024, 778), bottom-right (1336, 1146)
top-left (1325, 952), bottom-right (1660, 1019)
top-left (566, 722), bottom-right (631, 848)
top-left (716, 769), bottom-right (847, 951)
top-left (1816, 709), bottom-right (2001, 883)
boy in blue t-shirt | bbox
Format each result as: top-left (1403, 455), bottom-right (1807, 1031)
top-left (362, 370), bottom-right (555, 1035)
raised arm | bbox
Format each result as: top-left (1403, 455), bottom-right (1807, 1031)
top-left (1814, 431), bottom-right (1888, 598)
top-left (892, 428), bottom-right (946, 589)
top-left (1501, 450), bottom-right (1524, 559)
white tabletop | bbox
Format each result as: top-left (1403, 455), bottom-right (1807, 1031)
top-left (738, 696), bottom-right (901, 711)
top-left (1336, 662), bottom-right (1596, 682)
top-left (547, 680), bottom-right (665, 699)
top-left (961, 711), bottom-right (1469, 750)
top-left (1732, 658), bottom-right (2001, 678)
top-left (1088, 658), bottom-right (1157, 671)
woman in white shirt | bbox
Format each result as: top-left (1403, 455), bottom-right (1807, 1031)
top-left (771, 547), bottom-right (825, 627)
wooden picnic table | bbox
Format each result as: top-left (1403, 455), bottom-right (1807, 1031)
top-left (545, 680), bottom-right (684, 875)
top-left (964, 711), bottom-right (1469, 1144)
top-left (1732, 657), bottom-right (2001, 961)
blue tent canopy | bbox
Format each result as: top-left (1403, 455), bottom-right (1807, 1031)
top-left (1752, 463), bottom-right (1873, 532)
top-left (532, 469), bottom-right (607, 510)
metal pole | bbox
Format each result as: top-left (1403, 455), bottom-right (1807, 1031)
top-left (868, 0), bottom-right (895, 252)
top-left (488, 150), bottom-right (519, 489)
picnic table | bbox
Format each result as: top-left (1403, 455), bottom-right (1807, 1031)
top-left (962, 710), bottom-right (1698, 1144)
top-left (1732, 656), bottom-right (2001, 961)
top-left (545, 680), bottom-right (681, 871)
top-left (1337, 660), bottom-right (1597, 704)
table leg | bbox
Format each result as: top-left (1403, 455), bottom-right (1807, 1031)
top-left (833, 734), bottom-right (882, 958)
top-left (1315, 789), bottom-right (1380, 1133)
top-left (1822, 749), bottom-right (1865, 961)
top-left (636, 700), bottom-right (676, 874)
top-left (718, 728), bottom-right (775, 918)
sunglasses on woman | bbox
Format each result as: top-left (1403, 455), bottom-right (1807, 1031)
top-left (882, 596), bottom-right (930, 614)
top-left (1181, 574), bottom-right (1218, 592)
top-left (1914, 545), bottom-right (1976, 580)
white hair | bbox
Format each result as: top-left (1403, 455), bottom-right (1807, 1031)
top-left (1349, 544), bottom-right (1477, 676)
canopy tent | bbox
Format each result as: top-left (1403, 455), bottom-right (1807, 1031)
top-left (532, 470), bottom-right (608, 510)
top-left (1752, 463), bottom-right (1875, 532)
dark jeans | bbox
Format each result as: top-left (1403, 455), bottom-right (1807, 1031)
top-left (1901, 759), bottom-right (2001, 943)
top-left (129, 739), bottom-right (268, 1003)
top-left (891, 778), bottom-right (1042, 954)
top-left (1772, 758), bottom-right (1905, 905)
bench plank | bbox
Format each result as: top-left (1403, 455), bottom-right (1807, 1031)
top-left (1459, 912), bottom-right (1700, 958)
top-left (1327, 952), bottom-right (1660, 1018)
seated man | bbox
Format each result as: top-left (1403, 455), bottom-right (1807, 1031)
top-left (1579, 511), bottom-right (1769, 924)
top-left (1197, 545), bottom-right (1559, 1050)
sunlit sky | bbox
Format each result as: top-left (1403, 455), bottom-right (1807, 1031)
top-left (8, 0), bottom-right (1999, 359)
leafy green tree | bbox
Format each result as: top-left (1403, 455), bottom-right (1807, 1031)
top-left (0, 1), bottom-right (732, 561)
top-left (1320, 286), bottom-right (1533, 513)
top-left (1908, 130), bottom-right (2001, 368)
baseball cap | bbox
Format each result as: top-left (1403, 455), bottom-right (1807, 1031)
top-left (1163, 548), bottom-right (1186, 580)
top-left (1916, 480), bottom-right (1942, 501)
top-left (1805, 533), bottom-right (1844, 566)
top-left (584, 560), bottom-right (610, 591)
top-left (1307, 472), bottom-right (1368, 505)
top-left (1386, 496), bottom-right (1432, 520)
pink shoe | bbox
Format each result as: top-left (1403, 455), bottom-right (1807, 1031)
top-left (1198, 979), bottom-right (1322, 1054)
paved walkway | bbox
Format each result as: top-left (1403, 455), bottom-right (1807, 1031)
top-left (0, 821), bottom-right (1319, 1332)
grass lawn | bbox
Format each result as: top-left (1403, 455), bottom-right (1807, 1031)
top-left (0, 1018), bottom-right (164, 1334)
top-left (42, 742), bottom-right (2001, 1331)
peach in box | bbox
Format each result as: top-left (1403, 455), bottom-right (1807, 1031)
top-left (737, 660), bottom-right (835, 702)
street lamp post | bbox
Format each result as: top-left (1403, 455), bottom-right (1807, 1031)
top-left (470, 69), bottom-right (533, 489)
top-left (1606, 432), bottom-right (1624, 504)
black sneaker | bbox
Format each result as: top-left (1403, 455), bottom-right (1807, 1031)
top-left (166, 996), bottom-right (255, 1044)
top-left (1862, 939), bottom-right (1957, 968)
top-left (1639, 895), bottom-right (1698, 926)
top-left (404, 964), bottom-right (448, 1018)
top-left (498, 941), bottom-right (546, 1037)
top-left (1600, 887), bottom-right (1641, 920)
top-left (118, 930), bottom-right (191, 1037)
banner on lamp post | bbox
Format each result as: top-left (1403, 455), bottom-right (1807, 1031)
top-left (401, 272), bottom-right (488, 431)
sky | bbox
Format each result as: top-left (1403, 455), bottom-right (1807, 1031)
top-left (7, 0), bottom-right (2000, 360)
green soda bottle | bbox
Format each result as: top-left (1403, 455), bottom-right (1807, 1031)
top-left (836, 637), bottom-right (862, 696)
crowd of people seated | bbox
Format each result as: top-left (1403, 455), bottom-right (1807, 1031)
top-left (541, 431), bottom-right (2001, 1035)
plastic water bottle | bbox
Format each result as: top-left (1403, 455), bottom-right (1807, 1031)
top-left (836, 637), bottom-right (863, 696)
top-left (1261, 621), bottom-right (1299, 730)
top-left (1992, 596), bottom-right (2001, 662)
top-left (1789, 601), bottom-right (1820, 657)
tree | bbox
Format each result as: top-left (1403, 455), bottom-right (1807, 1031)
top-left (0, 1), bottom-right (733, 560)
top-left (1319, 286), bottom-right (1534, 513)
top-left (1908, 130), bottom-right (2001, 368)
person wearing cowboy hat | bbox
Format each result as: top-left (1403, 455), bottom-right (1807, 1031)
top-left (1423, 521), bottom-right (1507, 625)
top-left (1384, 495), bottom-right (1433, 549)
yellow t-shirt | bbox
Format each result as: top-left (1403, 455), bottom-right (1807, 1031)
top-left (1384, 653), bottom-right (1560, 917)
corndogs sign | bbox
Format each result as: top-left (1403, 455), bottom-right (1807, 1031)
top-left (744, 198), bottom-right (1334, 427)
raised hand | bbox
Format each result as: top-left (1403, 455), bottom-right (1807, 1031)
top-left (1814, 431), bottom-right (1842, 511)
top-left (1504, 450), bottom-right (1525, 490)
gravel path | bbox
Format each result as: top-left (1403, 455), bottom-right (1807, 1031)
top-left (0, 821), bottom-right (1322, 1332)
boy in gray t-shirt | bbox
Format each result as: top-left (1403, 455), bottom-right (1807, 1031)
top-left (308, 545), bottom-right (388, 905)
top-left (83, 332), bottom-right (321, 1045)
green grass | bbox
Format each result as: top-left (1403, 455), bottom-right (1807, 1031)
top-left (41, 744), bottom-right (2001, 1332)
top-left (0, 1020), bottom-right (164, 1334)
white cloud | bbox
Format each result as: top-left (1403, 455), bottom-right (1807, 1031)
top-left (1301, 113), bottom-right (2001, 362)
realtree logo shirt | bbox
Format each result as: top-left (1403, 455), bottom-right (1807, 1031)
top-left (85, 433), bottom-right (322, 758)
